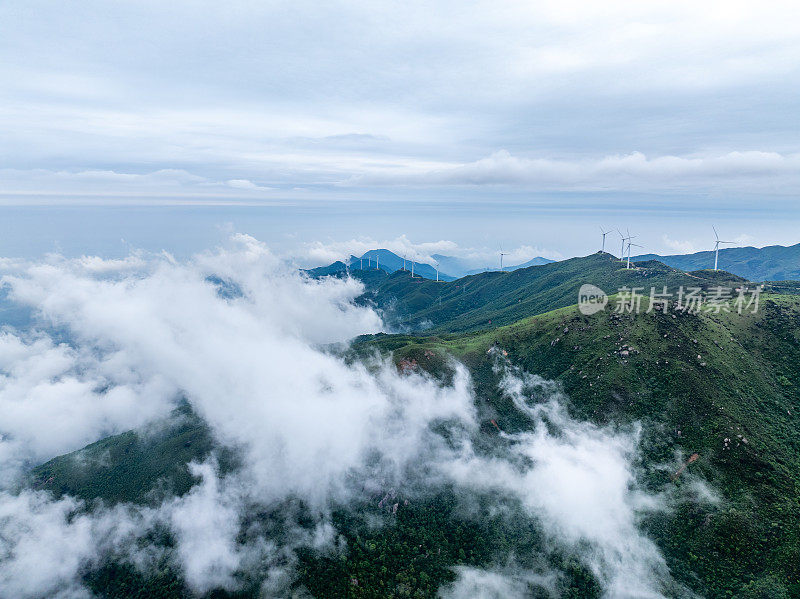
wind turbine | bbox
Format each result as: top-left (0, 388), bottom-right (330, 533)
top-left (626, 242), bottom-right (643, 269)
top-left (618, 229), bottom-right (635, 260)
top-left (617, 230), bottom-right (627, 260)
top-left (499, 246), bottom-right (508, 272)
top-left (712, 226), bottom-right (735, 271)
top-left (434, 260), bottom-right (440, 282)
top-left (376, 254), bottom-right (379, 271)
top-left (600, 227), bottom-right (612, 253)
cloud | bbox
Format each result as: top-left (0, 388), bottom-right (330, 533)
top-left (445, 354), bottom-right (676, 598)
top-left (347, 150), bottom-right (800, 191)
top-left (0, 330), bottom-right (174, 486)
top-left (225, 179), bottom-right (274, 191)
top-left (661, 235), bottom-right (697, 255)
top-left (0, 490), bottom-right (151, 599)
top-left (2, 1), bottom-right (800, 206)
top-left (0, 236), bottom-right (703, 596)
top-left (439, 566), bottom-right (558, 599)
top-left (165, 460), bottom-right (244, 593)
top-left (301, 235), bottom-right (459, 266)
top-left (0, 169), bottom-right (282, 202)
top-left (1, 233), bottom-right (477, 506)
top-left (299, 236), bottom-right (561, 270)
top-left (0, 235), bottom-right (478, 593)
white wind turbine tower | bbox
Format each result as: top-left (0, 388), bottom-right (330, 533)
top-left (626, 242), bottom-right (643, 269)
top-left (434, 260), bottom-right (440, 282)
top-left (617, 230), bottom-right (628, 260)
top-left (712, 226), bottom-right (735, 271)
top-left (618, 229), bottom-right (634, 260)
top-left (499, 246), bottom-right (508, 272)
top-left (600, 227), bottom-right (612, 253)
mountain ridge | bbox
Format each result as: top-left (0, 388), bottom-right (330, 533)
top-left (633, 242), bottom-right (800, 281)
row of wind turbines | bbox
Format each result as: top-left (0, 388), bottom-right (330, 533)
top-left (358, 253), bottom-right (444, 280)
top-left (360, 225), bottom-right (735, 279)
top-left (599, 226), bottom-right (735, 271)
top-left (599, 227), bottom-right (642, 269)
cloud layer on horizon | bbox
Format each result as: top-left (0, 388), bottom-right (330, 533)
top-left (1, 1), bottom-right (799, 205)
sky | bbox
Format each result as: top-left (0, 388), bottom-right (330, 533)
top-left (1, 0), bottom-right (799, 263)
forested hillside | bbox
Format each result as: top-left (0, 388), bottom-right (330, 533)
top-left (29, 264), bottom-right (800, 597)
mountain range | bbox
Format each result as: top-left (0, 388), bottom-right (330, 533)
top-left (633, 242), bottom-right (800, 281)
top-left (306, 249), bottom-right (554, 281)
top-left (309, 242), bottom-right (800, 284)
top-left (21, 252), bottom-right (800, 598)
top-left (348, 252), bottom-right (747, 333)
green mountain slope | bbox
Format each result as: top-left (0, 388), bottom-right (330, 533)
top-left (355, 293), bottom-right (800, 598)
top-left (353, 252), bottom-right (748, 333)
top-left (30, 403), bottom-right (238, 505)
top-left (24, 268), bottom-right (800, 598)
top-left (634, 243), bottom-right (800, 282)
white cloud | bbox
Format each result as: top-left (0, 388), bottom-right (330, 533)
top-left (2, 234), bottom-right (475, 508)
top-left (299, 236), bottom-right (561, 270)
top-left (226, 179), bottom-right (274, 191)
top-left (0, 168), bottom-right (280, 202)
top-left (165, 461), bottom-right (244, 593)
top-left (0, 237), bottom-right (705, 597)
top-left (0, 491), bottom-right (151, 599)
top-left (439, 566), bottom-right (558, 599)
top-left (302, 235), bottom-right (459, 266)
top-left (348, 150), bottom-right (800, 191)
top-left (0, 236), bottom-right (478, 593)
top-left (1, 1), bottom-right (799, 203)
top-left (446, 355), bottom-right (676, 598)
top-left (661, 235), bottom-right (697, 255)
top-left (0, 331), bottom-right (174, 486)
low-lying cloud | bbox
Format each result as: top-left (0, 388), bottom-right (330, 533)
top-left (446, 355), bottom-right (677, 598)
top-left (0, 235), bottom-right (694, 597)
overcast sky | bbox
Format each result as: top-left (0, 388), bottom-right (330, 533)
top-left (1, 0), bottom-right (798, 260)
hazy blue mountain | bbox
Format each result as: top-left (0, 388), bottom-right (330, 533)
top-left (329, 249), bottom-right (455, 280)
top-left (465, 255), bottom-right (555, 274)
top-left (432, 253), bottom-right (554, 277)
top-left (633, 243), bottom-right (800, 281)
top-left (510, 256), bottom-right (555, 269)
top-left (429, 254), bottom-right (472, 277)
top-left (309, 250), bottom-right (553, 281)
